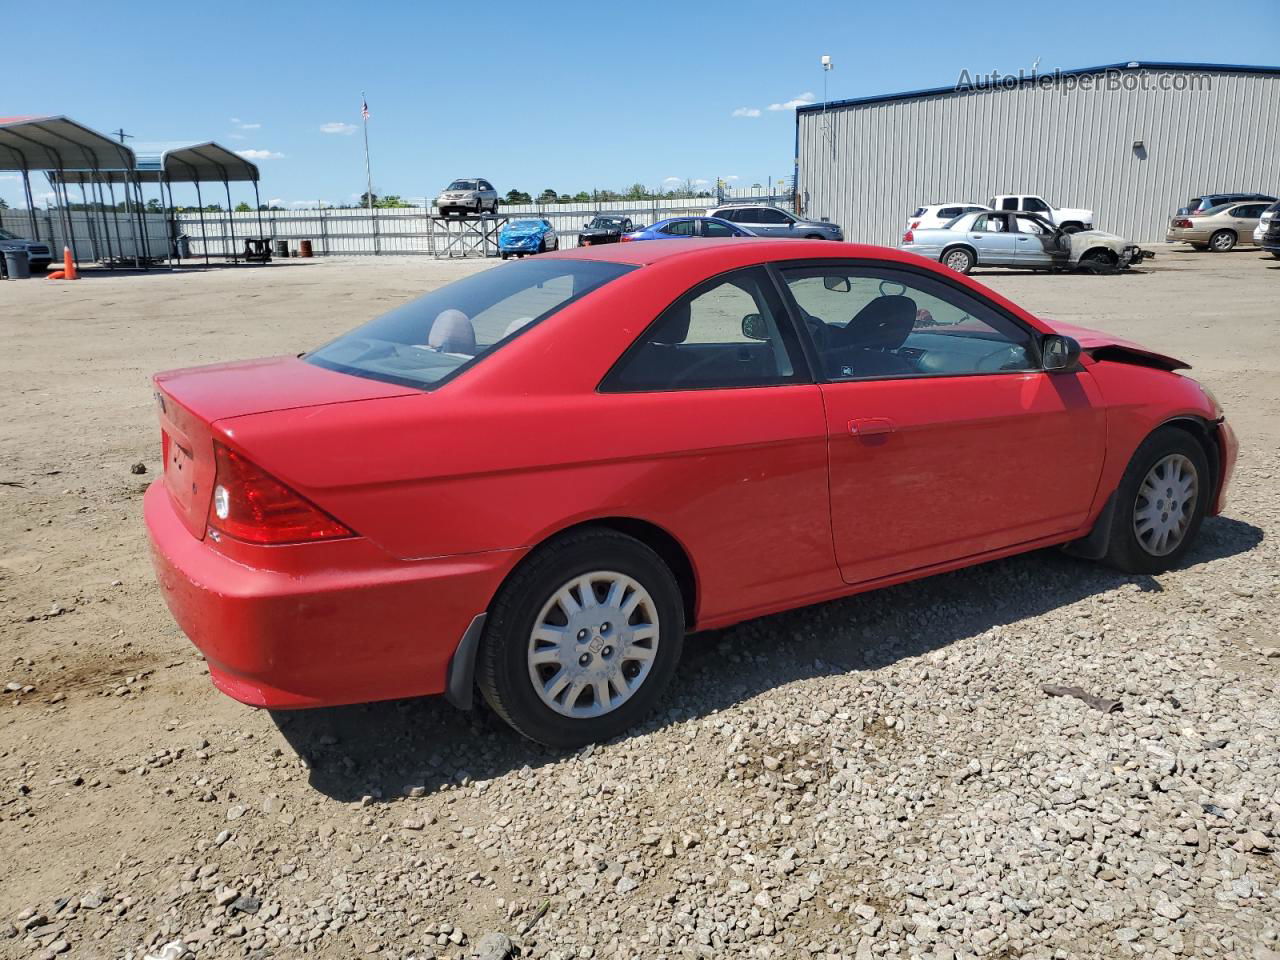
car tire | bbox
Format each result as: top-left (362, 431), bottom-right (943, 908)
top-left (1209, 229), bottom-right (1236, 252)
top-left (1060, 223), bottom-right (1083, 234)
top-left (1271, 251), bottom-right (1280, 260)
top-left (537, 238), bottom-right (546, 254)
top-left (941, 246), bottom-right (975, 274)
top-left (1100, 427), bottom-right (1211, 575)
top-left (476, 528), bottom-right (685, 748)
top-left (1079, 249), bottom-right (1118, 273)
top-left (500, 252), bottom-right (510, 260)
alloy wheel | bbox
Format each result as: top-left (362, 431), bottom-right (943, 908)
top-left (1133, 453), bottom-right (1198, 557)
top-left (944, 249), bottom-right (972, 272)
top-left (526, 571), bottom-right (659, 718)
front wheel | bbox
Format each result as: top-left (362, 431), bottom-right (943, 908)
top-left (1101, 427), bottom-right (1210, 574)
top-left (477, 529), bottom-right (685, 747)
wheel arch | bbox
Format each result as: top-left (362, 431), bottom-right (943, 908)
top-left (1159, 415), bottom-right (1221, 497)
top-left (940, 242), bottom-right (977, 265)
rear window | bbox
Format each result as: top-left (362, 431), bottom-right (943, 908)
top-left (937, 206), bottom-right (962, 218)
top-left (307, 259), bottom-right (634, 389)
top-left (911, 207), bottom-right (926, 218)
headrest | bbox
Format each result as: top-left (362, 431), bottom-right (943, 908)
top-left (428, 309), bottom-right (476, 355)
top-left (840, 295), bottom-right (917, 350)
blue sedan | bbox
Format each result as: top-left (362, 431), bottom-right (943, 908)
top-left (499, 218), bottom-right (559, 258)
top-left (621, 216), bottom-right (755, 242)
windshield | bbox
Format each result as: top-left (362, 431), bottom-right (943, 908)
top-left (306, 259), bottom-right (634, 389)
top-left (589, 217), bottom-right (625, 228)
top-left (0, 229), bottom-right (18, 240)
top-left (447, 180), bottom-right (478, 191)
top-left (505, 219), bottom-right (543, 230)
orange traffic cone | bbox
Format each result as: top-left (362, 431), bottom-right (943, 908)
top-left (63, 246), bottom-right (77, 280)
top-left (46, 270), bottom-right (66, 280)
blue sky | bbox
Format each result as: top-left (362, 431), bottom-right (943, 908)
top-left (4, 0), bottom-right (1278, 209)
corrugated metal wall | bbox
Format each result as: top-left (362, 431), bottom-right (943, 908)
top-left (797, 68), bottom-right (1280, 245)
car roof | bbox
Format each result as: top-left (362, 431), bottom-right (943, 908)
top-left (546, 236), bottom-right (889, 266)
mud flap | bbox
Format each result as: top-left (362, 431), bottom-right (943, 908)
top-left (445, 613), bottom-right (488, 710)
top-left (1062, 493), bottom-right (1117, 560)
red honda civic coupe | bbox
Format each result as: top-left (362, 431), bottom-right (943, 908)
top-left (146, 239), bottom-right (1236, 746)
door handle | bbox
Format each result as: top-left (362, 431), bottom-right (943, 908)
top-left (848, 417), bottom-right (896, 436)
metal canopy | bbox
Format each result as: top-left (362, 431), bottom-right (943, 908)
top-left (0, 115), bottom-right (135, 173)
top-left (133, 141), bottom-right (260, 183)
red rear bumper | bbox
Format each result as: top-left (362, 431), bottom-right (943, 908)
top-left (144, 481), bottom-right (521, 709)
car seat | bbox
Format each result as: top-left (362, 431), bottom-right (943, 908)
top-left (827, 295), bottom-right (917, 377)
top-left (428, 309), bottom-right (477, 355)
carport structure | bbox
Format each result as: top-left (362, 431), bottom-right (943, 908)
top-left (54, 141), bottom-right (266, 267)
top-left (0, 115), bottom-right (142, 267)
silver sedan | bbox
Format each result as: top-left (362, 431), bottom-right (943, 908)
top-left (900, 211), bottom-right (1147, 274)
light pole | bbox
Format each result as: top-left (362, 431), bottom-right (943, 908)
top-left (821, 55), bottom-right (834, 218)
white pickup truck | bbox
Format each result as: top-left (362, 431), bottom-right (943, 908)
top-left (988, 195), bottom-right (1094, 233)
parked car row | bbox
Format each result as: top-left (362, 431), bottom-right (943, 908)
top-left (1166, 196), bottom-right (1277, 253)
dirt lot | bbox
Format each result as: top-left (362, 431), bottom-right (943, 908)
top-left (1, 246), bottom-right (1277, 960)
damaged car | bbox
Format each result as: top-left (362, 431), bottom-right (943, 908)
top-left (577, 215), bottom-right (635, 246)
top-left (901, 210), bottom-right (1151, 275)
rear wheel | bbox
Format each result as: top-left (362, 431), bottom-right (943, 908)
top-left (941, 246), bottom-right (975, 274)
top-left (477, 529), bottom-right (685, 747)
top-left (1101, 427), bottom-right (1210, 574)
top-left (1209, 229), bottom-right (1236, 252)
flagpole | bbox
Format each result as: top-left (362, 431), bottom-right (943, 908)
top-left (361, 91), bottom-right (373, 211)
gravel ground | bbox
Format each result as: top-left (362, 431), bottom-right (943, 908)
top-left (1, 246), bottom-right (1277, 960)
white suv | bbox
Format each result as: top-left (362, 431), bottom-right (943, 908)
top-left (907, 202), bottom-right (990, 233)
top-left (435, 178), bottom-right (499, 217)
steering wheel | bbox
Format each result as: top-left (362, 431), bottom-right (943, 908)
top-left (975, 344), bottom-right (1026, 371)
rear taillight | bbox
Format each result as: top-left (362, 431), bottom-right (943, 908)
top-left (209, 442), bottom-right (353, 545)
top-left (619, 235), bottom-right (634, 242)
top-left (902, 229), bottom-right (914, 243)
top-left (909, 220), bottom-right (920, 229)
top-left (1173, 218), bottom-right (1193, 228)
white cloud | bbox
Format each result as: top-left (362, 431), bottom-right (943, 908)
top-left (269, 198), bottom-right (283, 205)
top-left (235, 149), bottom-right (285, 160)
top-left (767, 91), bottom-right (815, 111)
top-left (230, 118), bottom-right (261, 130)
top-left (320, 122), bottom-right (357, 135)
top-left (724, 175), bottom-right (740, 181)
top-left (662, 176), bottom-right (682, 184)
top-left (693, 179), bottom-right (709, 186)
top-left (731, 107), bottom-right (761, 118)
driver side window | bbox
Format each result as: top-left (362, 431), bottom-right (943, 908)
top-left (780, 267), bottom-right (1038, 381)
top-left (601, 267), bottom-right (806, 392)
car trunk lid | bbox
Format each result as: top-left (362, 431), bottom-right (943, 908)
top-left (153, 356), bottom-right (418, 538)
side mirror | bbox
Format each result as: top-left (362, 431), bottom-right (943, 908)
top-left (583, 222), bottom-right (590, 228)
top-left (741, 314), bottom-right (769, 340)
top-left (1042, 334), bottom-right (1081, 372)
top-left (823, 275), bottom-right (851, 292)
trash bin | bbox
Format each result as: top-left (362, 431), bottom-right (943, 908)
top-left (274, 240), bottom-right (289, 259)
top-left (299, 239), bottom-right (313, 258)
top-left (174, 234), bottom-right (192, 258)
top-left (3, 250), bottom-right (30, 279)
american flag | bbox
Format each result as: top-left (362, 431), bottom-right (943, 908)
top-left (361, 96), bottom-right (370, 121)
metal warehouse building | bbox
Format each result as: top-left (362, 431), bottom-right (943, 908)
top-left (795, 61), bottom-right (1280, 245)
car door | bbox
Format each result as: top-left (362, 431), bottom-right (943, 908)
top-left (700, 219), bottom-right (739, 238)
top-left (542, 219), bottom-right (558, 249)
top-left (966, 213), bottom-right (1018, 265)
top-left (751, 207), bottom-right (794, 237)
top-left (598, 266), bottom-right (836, 622)
top-left (1011, 214), bottom-right (1057, 266)
top-left (1230, 203), bottom-right (1266, 241)
top-left (776, 261), bottom-right (1106, 585)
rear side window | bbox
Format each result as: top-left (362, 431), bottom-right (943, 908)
top-left (715, 209), bottom-right (739, 222)
top-left (702, 219), bottom-right (736, 237)
top-left (999, 197), bottom-right (1019, 210)
top-left (308, 259), bottom-right (634, 389)
top-left (937, 206), bottom-right (962, 218)
top-left (753, 208), bottom-right (791, 224)
top-left (661, 220), bottom-right (695, 236)
top-left (911, 207), bottom-right (927, 217)
top-left (1232, 203), bottom-right (1267, 218)
top-left (601, 267), bottom-right (807, 392)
